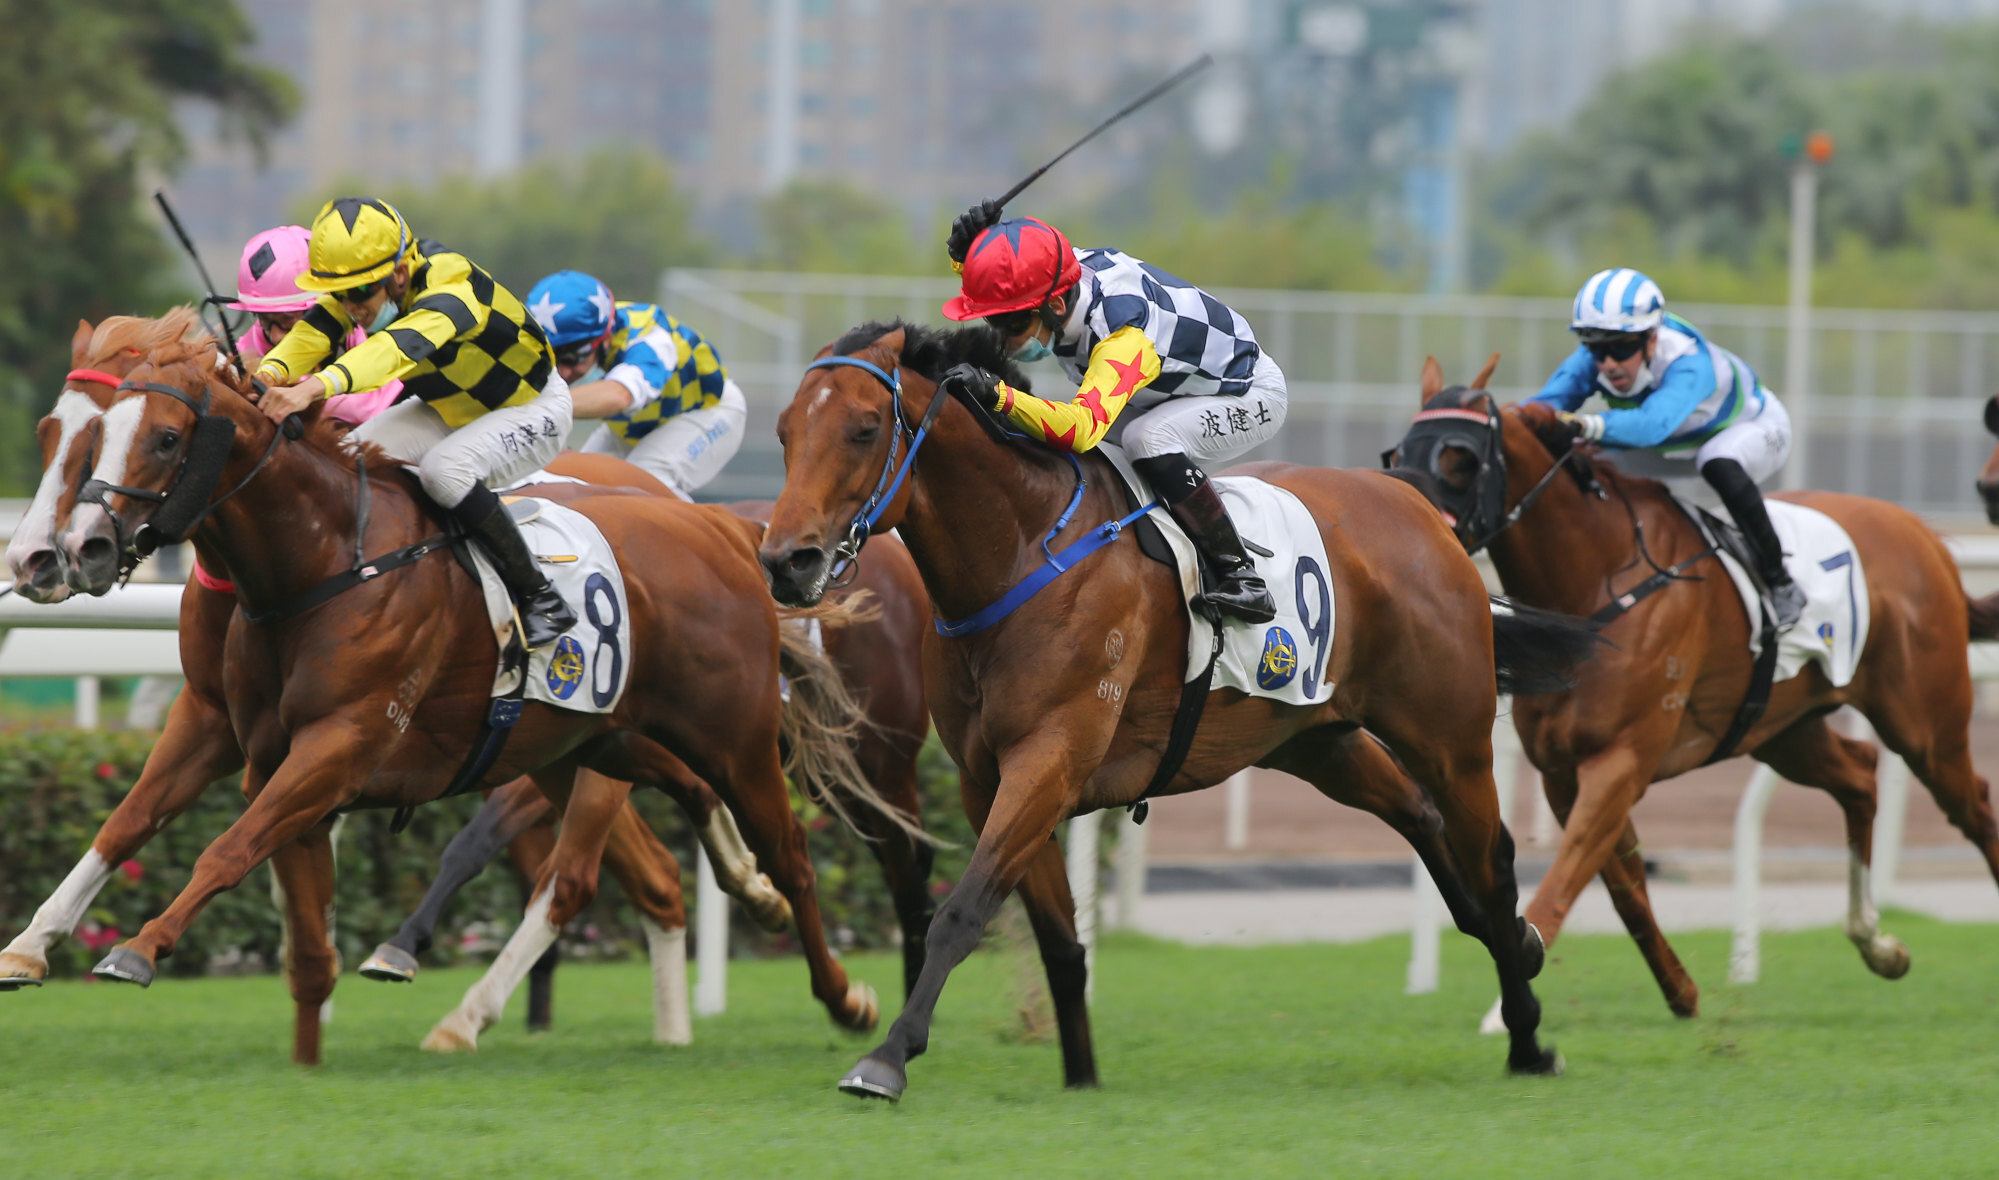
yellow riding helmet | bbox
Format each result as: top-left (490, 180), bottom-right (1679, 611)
top-left (295, 197), bottom-right (413, 292)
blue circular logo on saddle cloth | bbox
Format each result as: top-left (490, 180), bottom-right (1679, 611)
top-left (1257, 626), bottom-right (1299, 691)
top-left (545, 634), bottom-right (585, 699)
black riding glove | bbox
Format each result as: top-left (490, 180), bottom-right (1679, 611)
top-left (946, 200), bottom-right (1004, 265)
top-left (941, 363), bottom-right (1003, 412)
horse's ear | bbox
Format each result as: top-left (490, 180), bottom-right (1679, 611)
top-left (70, 320), bottom-right (94, 364)
top-left (1470, 352), bottom-right (1501, 391)
top-left (1421, 355), bottom-right (1444, 402)
top-left (1984, 393), bottom-right (1999, 437)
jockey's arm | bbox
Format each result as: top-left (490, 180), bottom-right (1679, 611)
top-left (1582, 349), bottom-right (1717, 449)
top-left (1526, 346), bottom-right (1597, 411)
top-left (993, 326), bottom-right (1161, 452)
top-left (254, 298), bottom-right (351, 387)
top-left (572, 324), bottom-right (674, 421)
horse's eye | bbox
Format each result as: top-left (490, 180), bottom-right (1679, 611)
top-left (850, 424), bottom-right (880, 446)
top-left (158, 432), bottom-right (182, 451)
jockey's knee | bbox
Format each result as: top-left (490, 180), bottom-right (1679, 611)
top-left (418, 455), bottom-right (481, 509)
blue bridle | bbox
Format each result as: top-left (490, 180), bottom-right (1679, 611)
top-left (803, 353), bottom-right (1159, 637)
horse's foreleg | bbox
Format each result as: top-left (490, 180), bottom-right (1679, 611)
top-left (359, 776), bottom-right (552, 983)
top-left (269, 818), bottom-right (340, 1065)
top-left (1519, 744), bottom-right (1647, 950)
top-left (423, 767), bottom-right (629, 1052)
top-left (840, 737), bottom-right (1079, 1101)
top-left (1012, 833), bottom-right (1098, 1089)
top-left (0, 685), bottom-right (242, 988)
top-left (599, 802), bottom-right (690, 1045)
top-left (1594, 818), bottom-right (1699, 1016)
top-left (95, 723), bottom-right (383, 987)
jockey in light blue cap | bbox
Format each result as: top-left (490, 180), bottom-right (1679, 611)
top-left (526, 270), bottom-right (747, 500)
top-left (1531, 267), bottom-right (1805, 628)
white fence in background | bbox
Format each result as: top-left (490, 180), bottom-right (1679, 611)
top-left (662, 268), bottom-right (1999, 514)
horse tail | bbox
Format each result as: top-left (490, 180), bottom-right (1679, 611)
top-left (1969, 590), bottom-right (1999, 642)
top-left (1490, 596), bottom-right (1606, 697)
top-left (774, 591), bottom-right (938, 847)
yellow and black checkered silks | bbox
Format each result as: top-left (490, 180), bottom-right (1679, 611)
top-left (257, 240), bottom-right (555, 427)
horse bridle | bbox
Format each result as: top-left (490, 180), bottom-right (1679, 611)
top-left (74, 374), bottom-right (285, 577)
top-left (802, 354), bottom-right (947, 582)
top-left (1388, 398), bottom-right (1592, 556)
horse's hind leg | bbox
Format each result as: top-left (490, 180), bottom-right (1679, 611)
top-left (360, 777), bottom-right (553, 984)
top-left (423, 766), bottom-right (630, 1053)
top-left (654, 764), bottom-right (793, 933)
top-left (270, 818), bottom-right (340, 1066)
top-left (1755, 715), bottom-right (1907, 978)
top-left (596, 802), bottom-right (691, 1045)
top-left (1865, 669), bottom-right (1999, 893)
top-left (502, 819), bottom-right (561, 1031)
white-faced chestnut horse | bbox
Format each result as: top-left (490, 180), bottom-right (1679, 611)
top-left (1392, 356), bottom-right (1999, 1025)
top-left (757, 320), bottom-right (1602, 1101)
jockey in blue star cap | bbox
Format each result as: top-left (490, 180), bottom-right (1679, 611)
top-left (526, 270), bottom-right (745, 500)
top-left (1532, 267), bottom-right (1805, 628)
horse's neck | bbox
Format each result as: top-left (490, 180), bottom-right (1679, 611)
top-left (897, 424), bottom-right (1104, 623)
top-left (1491, 460), bottom-right (1680, 616)
top-left (194, 433), bottom-right (384, 615)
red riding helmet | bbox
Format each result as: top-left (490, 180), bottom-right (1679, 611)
top-left (942, 217), bottom-right (1084, 321)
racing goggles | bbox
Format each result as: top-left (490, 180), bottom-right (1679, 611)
top-left (334, 277), bottom-right (386, 305)
top-left (553, 340), bottom-right (601, 369)
top-left (1581, 333), bottom-right (1649, 362)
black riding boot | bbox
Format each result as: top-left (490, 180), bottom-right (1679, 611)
top-left (453, 483), bottom-right (578, 650)
top-left (1702, 457), bottom-right (1805, 629)
top-left (1133, 452), bottom-right (1277, 625)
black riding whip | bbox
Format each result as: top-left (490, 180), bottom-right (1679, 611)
top-left (989, 53), bottom-right (1214, 210)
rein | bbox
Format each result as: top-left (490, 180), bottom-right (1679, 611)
top-left (806, 354), bottom-right (1161, 637)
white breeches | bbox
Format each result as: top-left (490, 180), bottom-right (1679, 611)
top-left (351, 373), bottom-right (574, 508)
top-left (1108, 353), bottom-right (1288, 466)
top-left (1692, 391), bottom-right (1791, 485)
top-left (581, 380), bottom-right (748, 499)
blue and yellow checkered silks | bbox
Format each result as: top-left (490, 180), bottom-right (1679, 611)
top-left (603, 302), bottom-right (730, 442)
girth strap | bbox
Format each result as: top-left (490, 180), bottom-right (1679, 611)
top-left (1705, 607), bottom-right (1780, 765)
top-left (1128, 603), bottom-right (1225, 825)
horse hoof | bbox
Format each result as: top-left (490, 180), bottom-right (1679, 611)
top-left (358, 944), bottom-right (419, 983)
top-left (1509, 1047), bottom-right (1564, 1077)
top-left (748, 876), bottom-right (793, 933)
top-left (0, 952), bottom-right (48, 990)
top-left (92, 947), bottom-right (155, 987)
top-left (420, 1014), bottom-right (480, 1053)
top-left (1864, 935), bottom-right (1911, 980)
top-left (1519, 920), bottom-right (1546, 981)
top-left (835, 981), bottom-right (880, 1033)
top-left (837, 1055), bottom-right (905, 1102)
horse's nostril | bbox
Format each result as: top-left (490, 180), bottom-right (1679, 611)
top-left (785, 548), bottom-right (821, 574)
top-left (78, 536), bottom-right (115, 569)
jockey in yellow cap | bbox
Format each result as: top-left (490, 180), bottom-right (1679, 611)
top-left (255, 196), bottom-right (578, 648)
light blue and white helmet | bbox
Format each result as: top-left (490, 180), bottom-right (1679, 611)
top-left (526, 270), bottom-right (617, 349)
top-left (1570, 268), bottom-right (1665, 337)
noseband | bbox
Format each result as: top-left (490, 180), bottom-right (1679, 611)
top-left (75, 376), bottom-right (283, 578)
top-left (803, 355), bottom-right (945, 582)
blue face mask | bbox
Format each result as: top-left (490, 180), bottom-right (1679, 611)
top-left (1010, 336), bottom-right (1052, 364)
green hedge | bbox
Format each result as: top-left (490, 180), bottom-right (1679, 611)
top-left (0, 728), bottom-right (975, 979)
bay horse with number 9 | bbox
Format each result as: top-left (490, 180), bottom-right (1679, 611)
top-left (757, 320), bottom-right (1603, 1102)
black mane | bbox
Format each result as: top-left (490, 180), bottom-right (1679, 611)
top-left (829, 319), bottom-right (1034, 394)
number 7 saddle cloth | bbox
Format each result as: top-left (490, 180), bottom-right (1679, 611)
top-left (467, 496), bottom-right (635, 714)
top-left (1100, 444), bottom-right (1339, 707)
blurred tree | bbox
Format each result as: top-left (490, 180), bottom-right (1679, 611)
top-left (365, 151), bottom-right (711, 300)
top-left (0, 0), bottom-right (295, 491)
top-left (753, 180), bottom-right (929, 275)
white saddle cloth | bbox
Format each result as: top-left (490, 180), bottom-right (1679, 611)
top-left (470, 497), bottom-right (634, 714)
top-left (1682, 495), bottom-right (1870, 688)
top-left (1101, 446), bottom-right (1338, 707)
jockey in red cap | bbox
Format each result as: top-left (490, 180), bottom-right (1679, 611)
top-left (939, 203), bottom-right (1286, 623)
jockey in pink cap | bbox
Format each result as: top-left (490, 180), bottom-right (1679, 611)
top-left (228, 225), bottom-right (399, 429)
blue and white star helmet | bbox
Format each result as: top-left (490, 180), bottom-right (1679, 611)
top-left (526, 270), bottom-right (617, 348)
top-left (1570, 268), bottom-right (1665, 335)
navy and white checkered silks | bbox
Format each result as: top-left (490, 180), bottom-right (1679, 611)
top-left (1572, 268), bottom-right (1665, 333)
top-left (1053, 249), bottom-right (1261, 399)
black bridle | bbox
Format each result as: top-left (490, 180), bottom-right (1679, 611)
top-left (75, 376), bottom-right (284, 578)
top-left (1386, 397), bottom-right (1592, 555)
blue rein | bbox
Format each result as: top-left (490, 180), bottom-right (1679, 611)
top-left (803, 354), bottom-right (1160, 638)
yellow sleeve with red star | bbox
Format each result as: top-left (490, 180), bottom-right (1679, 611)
top-left (995, 326), bottom-right (1160, 452)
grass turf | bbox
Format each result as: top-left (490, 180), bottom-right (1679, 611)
top-left (1, 916), bottom-right (1994, 1178)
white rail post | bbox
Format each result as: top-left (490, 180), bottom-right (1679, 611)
top-left (1224, 769), bottom-right (1251, 851)
top-left (694, 847), bottom-right (728, 1016)
top-left (1407, 864), bottom-right (1442, 995)
top-left (1115, 806), bottom-right (1147, 931)
top-left (1066, 811), bottom-right (1102, 1004)
top-left (1731, 765), bottom-right (1783, 984)
top-left (1872, 753), bottom-right (1911, 908)
top-left (74, 675), bottom-right (100, 730)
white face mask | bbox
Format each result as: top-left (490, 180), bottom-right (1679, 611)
top-left (1597, 359), bottom-right (1655, 398)
top-left (367, 299), bottom-right (399, 334)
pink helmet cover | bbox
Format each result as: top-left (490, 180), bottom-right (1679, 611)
top-left (227, 225), bottom-right (317, 313)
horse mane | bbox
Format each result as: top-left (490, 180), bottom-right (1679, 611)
top-left (85, 307), bottom-right (214, 369)
top-left (829, 319), bottom-right (1034, 394)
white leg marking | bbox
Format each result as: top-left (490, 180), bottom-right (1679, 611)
top-left (1, 850), bottom-right (112, 976)
top-left (1845, 851), bottom-right (1908, 976)
top-left (641, 917), bottom-right (692, 1045)
top-left (6, 391), bottom-right (101, 592)
top-left (697, 808), bottom-right (790, 932)
top-left (422, 887), bottom-right (560, 1052)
